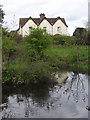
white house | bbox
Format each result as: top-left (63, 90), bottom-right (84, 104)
top-left (17, 13), bottom-right (68, 37)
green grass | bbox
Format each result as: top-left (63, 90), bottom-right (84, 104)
top-left (44, 45), bottom-right (88, 73)
top-left (45, 45), bottom-right (88, 58)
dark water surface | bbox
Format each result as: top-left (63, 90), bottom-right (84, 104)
top-left (1, 72), bottom-right (89, 118)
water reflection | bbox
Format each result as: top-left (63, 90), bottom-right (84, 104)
top-left (1, 72), bottom-right (88, 118)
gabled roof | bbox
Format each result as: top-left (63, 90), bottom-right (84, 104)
top-left (19, 16), bottom-right (68, 29)
top-left (19, 18), bottom-right (29, 28)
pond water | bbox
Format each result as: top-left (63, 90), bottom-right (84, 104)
top-left (1, 72), bottom-right (89, 118)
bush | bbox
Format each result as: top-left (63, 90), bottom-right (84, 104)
top-left (2, 28), bottom-right (16, 62)
top-left (73, 28), bottom-right (88, 45)
top-left (53, 35), bottom-right (76, 46)
top-left (64, 36), bottom-right (76, 46)
top-left (2, 61), bottom-right (27, 84)
top-left (19, 40), bottom-right (40, 63)
top-left (23, 61), bottom-right (53, 85)
top-left (2, 60), bottom-right (54, 85)
top-left (10, 31), bottom-right (23, 43)
top-left (24, 28), bottom-right (53, 56)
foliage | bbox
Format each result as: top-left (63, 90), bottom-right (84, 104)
top-left (2, 60), bottom-right (54, 85)
top-left (53, 34), bottom-right (76, 45)
top-left (2, 28), bottom-right (16, 62)
top-left (2, 27), bottom-right (89, 85)
top-left (23, 61), bottom-right (53, 85)
top-left (2, 61), bottom-right (26, 84)
top-left (44, 45), bottom-right (88, 73)
top-left (24, 28), bottom-right (53, 55)
top-left (18, 40), bottom-right (40, 63)
top-left (10, 31), bottom-right (23, 43)
top-left (73, 27), bottom-right (88, 45)
top-left (0, 4), bottom-right (5, 24)
top-left (64, 36), bottom-right (76, 46)
top-left (2, 28), bottom-right (54, 85)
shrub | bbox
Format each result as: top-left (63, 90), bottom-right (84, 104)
top-left (24, 28), bottom-right (53, 56)
top-left (10, 31), bottom-right (23, 43)
top-left (23, 61), bottom-right (53, 85)
top-left (53, 34), bottom-right (76, 46)
top-left (64, 36), bottom-right (76, 46)
top-left (19, 40), bottom-right (40, 63)
top-left (2, 28), bottom-right (16, 62)
top-left (2, 61), bottom-right (27, 84)
top-left (3, 60), bottom-right (54, 85)
top-left (73, 27), bottom-right (88, 45)
top-left (53, 35), bottom-right (65, 45)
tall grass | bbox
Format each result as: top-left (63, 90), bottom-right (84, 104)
top-left (44, 45), bottom-right (88, 73)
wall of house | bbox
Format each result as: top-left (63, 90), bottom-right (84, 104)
top-left (22, 19), bottom-right (37, 37)
top-left (39, 19), bottom-right (53, 35)
top-left (18, 18), bottom-right (68, 37)
top-left (53, 19), bottom-right (68, 35)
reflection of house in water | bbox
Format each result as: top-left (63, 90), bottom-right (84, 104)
top-left (55, 72), bottom-right (68, 85)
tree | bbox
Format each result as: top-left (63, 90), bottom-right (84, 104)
top-left (73, 27), bottom-right (88, 45)
top-left (2, 28), bottom-right (16, 62)
top-left (0, 5), bottom-right (4, 24)
top-left (24, 28), bottom-right (52, 56)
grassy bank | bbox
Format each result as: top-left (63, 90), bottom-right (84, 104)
top-left (44, 45), bottom-right (88, 73)
top-left (2, 28), bottom-right (89, 85)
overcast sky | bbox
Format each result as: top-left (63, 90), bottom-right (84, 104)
top-left (0, 0), bottom-right (88, 35)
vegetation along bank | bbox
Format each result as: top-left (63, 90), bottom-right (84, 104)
top-left (2, 27), bottom-right (89, 86)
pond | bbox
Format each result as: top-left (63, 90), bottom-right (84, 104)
top-left (0, 72), bottom-right (89, 118)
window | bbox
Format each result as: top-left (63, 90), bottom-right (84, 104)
top-left (29, 27), bottom-right (32, 33)
top-left (43, 27), bottom-right (47, 33)
top-left (57, 26), bottom-right (61, 32)
top-left (29, 27), bottom-right (32, 29)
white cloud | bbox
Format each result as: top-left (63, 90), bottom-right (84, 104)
top-left (0, 0), bottom-right (88, 35)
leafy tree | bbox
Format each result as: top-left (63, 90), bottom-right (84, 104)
top-left (24, 28), bottom-right (52, 56)
top-left (2, 28), bottom-right (16, 62)
top-left (73, 27), bottom-right (88, 45)
top-left (0, 5), bottom-right (4, 24)
top-left (53, 35), bottom-right (76, 45)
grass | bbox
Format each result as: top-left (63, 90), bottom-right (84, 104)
top-left (45, 45), bottom-right (88, 58)
top-left (44, 45), bottom-right (88, 73)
